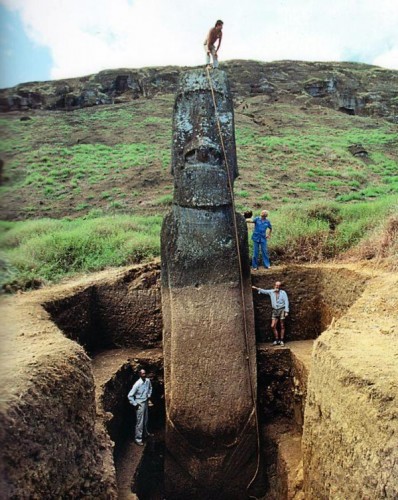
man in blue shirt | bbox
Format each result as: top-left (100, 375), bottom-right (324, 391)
top-left (248, 210), bottom-right (272, 270)
top-left (128, 369), bottom-right (153, 446)
top-left (252, 281), bottom-right (289, 346)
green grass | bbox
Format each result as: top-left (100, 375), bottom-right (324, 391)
top-left (267, 195), bottom-right (398, 260)
top-left (235, 114), bottom-right (397, 207)
top-left (1, 195), bottom-right (397, 290)
top-left (236, 190), bottom-right (250, 198)
top-left (154, 194), bottom-right (173, 206)
top-left (0, 94), bottom-right (396, 218)
top-left (0, 215), bottom-right (162, 289)
top-left (0, 102), bottom-right (173, 207)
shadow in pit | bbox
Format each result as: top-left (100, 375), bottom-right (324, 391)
top-left (133, 435), bottom-right (165, 499)
top-left (256, 343), bottom-right (312, 499)
top-left (98, 359), bottom-right (165, 498)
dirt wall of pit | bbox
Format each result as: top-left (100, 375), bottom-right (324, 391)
top-left (44, 262), bottom-right (161, 352)
top-left (252, 266), bottom-right (368, 341)
top-left (0, 295), bottom-right (117, 499)
top-left (44, 263), bottom-right (369, 351)
top-left (303, 272), bottom-right (398, 499)
top-left (2, 260), bottom-right (396, 499)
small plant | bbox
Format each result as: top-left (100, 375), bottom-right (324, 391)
top-left (108, 201), bottom-right (124, 209)
top-left (236, 190), bottom-right (250, 198)
top-left (75, 203), bottom-right (90, 211)
top-left (297, 182), bottom-right (320, 191)
top-left (154, 194), bottom-right (173, 206)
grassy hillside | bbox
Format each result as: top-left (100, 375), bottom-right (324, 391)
top-left (0, 61), bottom-right (397, 289)
top-left (1, 195), bottom-right (397, 290)
top-left (0, 93), bottom-right (397, 220)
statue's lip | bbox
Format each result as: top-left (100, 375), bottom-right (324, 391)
top-left (183, 163), bottom-right (226, 171)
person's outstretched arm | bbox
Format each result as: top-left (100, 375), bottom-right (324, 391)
top-left (252, 286), bottom-right (272, 295)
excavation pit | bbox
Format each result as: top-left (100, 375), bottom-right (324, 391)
top-left (92, 342), bottom-right (313, 499)
top-left (4, 261), bottom-right (393, 499)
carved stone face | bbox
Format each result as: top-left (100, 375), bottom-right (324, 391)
top-left (171, 70), bottom-right (238, 208)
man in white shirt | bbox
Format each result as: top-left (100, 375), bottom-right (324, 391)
top-left (127, 369), bottom-right (153, 446)
top-left (252, 281), bottom-right (289, 346)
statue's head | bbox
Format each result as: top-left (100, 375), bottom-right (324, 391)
top-left (171, 70), bottom-right (238, 208)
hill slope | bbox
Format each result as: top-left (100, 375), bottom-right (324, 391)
top-left (0, 61), bottom-right (398, 288)
top-left (0, 60), bottom-right (397, 221)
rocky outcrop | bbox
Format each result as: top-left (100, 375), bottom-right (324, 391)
top-left (0, 61), bottom-right (396, 122)
top-left (161, 69), bottom-right (260, 498)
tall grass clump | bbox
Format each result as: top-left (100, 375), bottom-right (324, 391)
top-left (265, 195), bottom-right (398, 262)
top-left (1, 196), bottom-right (397, 290)
top-left (0, 215), bottom-right (162, 290)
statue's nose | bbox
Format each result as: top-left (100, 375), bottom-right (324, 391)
top-left (183, 140), bottom-right (222, 164)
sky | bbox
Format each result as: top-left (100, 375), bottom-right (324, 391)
top-left (0, 0), bottom-right (397, 88)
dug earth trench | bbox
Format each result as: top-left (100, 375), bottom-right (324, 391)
top-left (0, 261), bottom-right (397, 498)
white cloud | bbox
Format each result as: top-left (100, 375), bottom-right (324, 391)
top-left (374, 47), bottom-right (398, 69)
top-left (1, 0), bottom-right (397, 81)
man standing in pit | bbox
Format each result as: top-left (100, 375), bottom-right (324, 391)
top-left (252, 281), bottom-right (289, 346)
top-left (127, 368), bottom-right (152, 446)
top-left (247, 210), bottom-right (272, 270)
top-left (204, 20), bottom-right (223, 69)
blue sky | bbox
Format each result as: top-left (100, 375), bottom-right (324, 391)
top-left (0, 0), bottom-right (397, 89)
top-left (0, 6), bottom-right (52, 88)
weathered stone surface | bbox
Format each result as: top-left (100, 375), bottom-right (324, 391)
top-left (303, 77), bottom-right (338, 97)
top-left (348, 143), bottom-right (369, 159)
top-left (161, 69), bottom-right (259, 498)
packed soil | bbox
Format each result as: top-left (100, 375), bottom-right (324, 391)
top-left (1, 260), bottom-right (397, 499)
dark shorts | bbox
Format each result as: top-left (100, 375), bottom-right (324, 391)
top-left (272, 308), bottom-right (286, 320)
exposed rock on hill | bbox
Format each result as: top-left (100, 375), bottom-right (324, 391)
top-left (1, 60), bottom-right (397, 122)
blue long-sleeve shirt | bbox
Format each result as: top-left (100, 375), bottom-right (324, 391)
top-left (257, 288), bottom-right (289, 312)
top-left (251, 216), bottom-right (272, 243)
top-left (127, 378), bottom-right (152, 407)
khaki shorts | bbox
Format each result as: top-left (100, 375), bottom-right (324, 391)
top-left (272, 308), bottom-right (286, 320)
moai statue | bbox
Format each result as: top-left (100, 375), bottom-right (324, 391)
top-left (161, 69), bottom-right (259, 499)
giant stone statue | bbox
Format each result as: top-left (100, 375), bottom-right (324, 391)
top-left (161, 69), bottom-right (259, 499)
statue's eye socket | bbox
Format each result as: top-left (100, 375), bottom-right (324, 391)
top-left (185, 150), bottom-right (195, 162)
